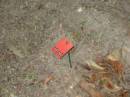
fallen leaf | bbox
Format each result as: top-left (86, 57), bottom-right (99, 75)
top-left (107, 49), bottom-right (121, 61)
top-left (43, 75), bottom-right (54, 85)
top-left (98, 72), bottom-right (112, 79)
top-left (85, 60), bottom-right (104, 70)
top-left (79, 80), bottom-right (104, 97)
top-left (105, 80), bottom-right (114, 89)
top-left (101, 77), bottom-right (121, 92)
top-left (119, 90), bottom-right (128, 97)
top-left (106, 50), bottom-right (124, 80)
top-left (95, 55), bottom-right (105, 64)
top-left (79, 62), bottom-right (91, 71)
top-left (107, 60), bottom-right (124, 75)
top-left (91, 73), bottom-right (97, 82)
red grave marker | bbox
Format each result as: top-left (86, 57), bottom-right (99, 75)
top-left (51, 37), bottom-right (74, 59)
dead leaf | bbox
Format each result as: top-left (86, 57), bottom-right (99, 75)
top-left (91, 73), bottom-right (97, 82)
top-left (107, 60), bottom-right (124, 75)
top-left (79, 80), bottom-right (104, 97)
top-left (98, 72), bottom-right (112, 79)
top-left (105, 80), bottom-right (114, 89)
top-left (106, 50), bottom-right (124, 80)
top-left (95, 55), bottom-right (105, 64)
top-left (107, 49), bottom-right (121, 61)
top-left (101, 77), bottom-right (121, 92)
top-left (119, 90), bottom-right (128, 97)
top-left (43, 75), bottom-right (54, 85)
top-left (107, 50), bottom-right (124, 74)
top-left (85, 60), bottom-right (104, 70)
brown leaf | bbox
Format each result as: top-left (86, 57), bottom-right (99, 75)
top-left (43, 75), bottom-right (54, 85)
top-left (91, 73), bottom-right (97, 82)
top-left (106, 50), bottom-right (124, 80)
top-left (79, 80), bottom-right (104, 97)
top-left (107, 60), bottom-right (124, 75)
top-left (98, 72), bottom-right (112, 79)
top-left (101, 77), bottom-right (121, 92)
top-left (95, 55), bottom-right (105, 64)
top-left (119, 90), bottom-right (128, 97)
top-left (105, 80), bottom-right (114, 89)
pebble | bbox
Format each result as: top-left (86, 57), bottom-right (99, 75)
top-left (77, 7), bottom-right (83, 13)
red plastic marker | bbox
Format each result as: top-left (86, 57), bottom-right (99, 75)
top-left (51, 37), bottom-right (74, 67)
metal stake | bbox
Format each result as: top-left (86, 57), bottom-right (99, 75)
top-left (68, 52), bottom-right (72, 68)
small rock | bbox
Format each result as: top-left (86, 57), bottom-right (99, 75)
top-left (77, 7), bottom-right (83, 13)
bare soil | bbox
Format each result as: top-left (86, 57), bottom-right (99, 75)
top-left (0, 0), bottom-right (130, 97)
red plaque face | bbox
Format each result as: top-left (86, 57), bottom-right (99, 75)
top-left (51, 37), bottom-right (74, 59)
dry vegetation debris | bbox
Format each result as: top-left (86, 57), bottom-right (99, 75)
top-left (79, 49), bottom-right (129, 97)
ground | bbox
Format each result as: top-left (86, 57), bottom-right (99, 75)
top-left (0, 0), bottom-right (130, 97)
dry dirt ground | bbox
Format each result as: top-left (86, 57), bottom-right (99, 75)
top-left (0, 0), bottom-right (130, 97)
